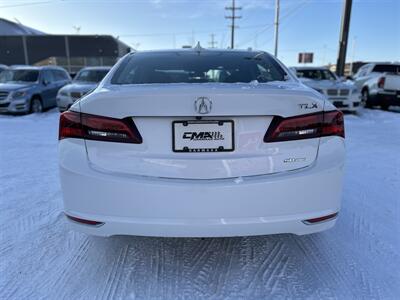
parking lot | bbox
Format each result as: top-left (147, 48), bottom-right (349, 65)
top-left (0, 108), bottom-right (399, 299)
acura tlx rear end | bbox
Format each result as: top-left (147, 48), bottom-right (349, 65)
top-left (58, 49), bottom-right (345, 237)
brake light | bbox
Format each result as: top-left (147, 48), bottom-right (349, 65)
top-left (264, 110), bottom-right (344, 143)
top-left (59, 111), bottom-right (142, 144)
top-left (377, 77), bottom-right (385, 89)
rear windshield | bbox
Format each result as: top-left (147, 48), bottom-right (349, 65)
top-left (74, 69), bottom-right (109, 83)
top-left (111, 52), bottom-right (286, 84)
top-left (372, 64), bottom-right (400, 74)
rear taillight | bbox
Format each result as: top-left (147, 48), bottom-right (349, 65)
top-left (59, 110), bottom-right (84, 139)
top-left (377, 77), bottom-right (385, 89)
top-left (59, 111), bottom-right (142, 144)
top-left (321, 110), bottom-right (345, 138)
top-left (264, 110), bottom-right (344, 143)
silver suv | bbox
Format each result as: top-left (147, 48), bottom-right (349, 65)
top-left (57, 66), bottom-right (111, 112)
top-left (0, 66), bottom-right (71, 114)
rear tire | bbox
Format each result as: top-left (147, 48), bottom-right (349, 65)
top-left (361, 89), bottom-right (372, 108)
top-left (381, 104), bottom-right (389, 111)
top-left (30, 97), bottom-right (43, 114)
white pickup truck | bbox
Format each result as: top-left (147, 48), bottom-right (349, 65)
top-left (353, 63), bottom-right (400, 110)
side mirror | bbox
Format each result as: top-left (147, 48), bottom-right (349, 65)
top-left (42, 79), bottom-right (49, 86)
top-left (346, 75), bottom-right (354, 81)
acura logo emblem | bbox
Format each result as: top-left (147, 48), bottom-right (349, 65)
top-left (194, 97), bottom-right (212, 114)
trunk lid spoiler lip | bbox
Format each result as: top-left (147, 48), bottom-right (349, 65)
top-left (85, 156), bottom-right (319, 183)
top-left (78, 83), bottom-right (325, 118)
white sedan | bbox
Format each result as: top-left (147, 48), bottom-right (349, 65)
top-left (59, 48), bottom-right (345, 237)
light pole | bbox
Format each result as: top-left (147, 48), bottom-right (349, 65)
top-left (336, 0), bottom-right (353, 76)
top-left (274, 0), bottom-right (280, 57)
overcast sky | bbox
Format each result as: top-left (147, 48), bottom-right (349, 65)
top-left (0, 0), bottom-right (399, 66)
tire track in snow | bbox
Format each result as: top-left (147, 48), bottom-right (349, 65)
top-left (237, 236), bottom-right (258, 293)
top-left (0, 218), bottom-right (69, 300)
top-left (291, 235), bottom-right (351, 298)
top-left (155, 241), bottom-right (166, 296)
top-left (48, 237), bottom-right (92, 297)
top-left (214, 238), bottom-right (239, 297)
top-left (13, 235), bottom-right (92, 299)
top-left (2, 208), bottom-right (60, 242)
top-left (204, 238), bottom-right (237, 298)
top-left (187, 238), bottom-right (214, 275)
top-left (263, 248), bottom-right (289, 294)
top-left (100, 244), bottom-right (130, 300)
top-left (0, 265), bottom-right (20, 300)
top-left (0, 243), bottom-right (13, 257)
top-left (171, 239), bottom-right (185, 298)
top-left (346, 195), bottom-right (400, 266)
top-left (295, 233), bottom-right (389, 299)
top-left (253, 239), bottom-right (290, 298)
top-left (177, 238), bottom-right (216, 298)
top-left (319, 229), bottom-right (396, 299)
top-left (190, 240), bottom-right (219, 298)
top-left (244, 240), bottom-right (283, 296)
top-left (268, 252), bottom-right (290, 298)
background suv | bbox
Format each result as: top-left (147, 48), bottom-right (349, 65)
top-left (0, 66), bottom-right (71, 114)
top-left (352, 62), bottom-right (400, 110)
top-left (57, 66), bottom-right (111, 112)
top-left (292, 66), bottom-right (361, 112)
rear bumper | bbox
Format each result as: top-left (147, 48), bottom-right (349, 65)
top-left (66, 212), bottom-right (338, 237)
top-left (59, 137), bottom-right (345, 237)
top-left (370, 91), bottom-right (400, 107)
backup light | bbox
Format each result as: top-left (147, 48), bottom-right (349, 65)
top-left (87, 130), bottom-right (130, 139)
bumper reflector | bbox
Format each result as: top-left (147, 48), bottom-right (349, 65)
top-left (65, 214), bottom-right (104, 226)
top-left (302, 212), bottom-right (338, 225)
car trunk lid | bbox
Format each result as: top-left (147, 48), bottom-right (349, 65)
top-left (80, 83), bottom-right (324, 179)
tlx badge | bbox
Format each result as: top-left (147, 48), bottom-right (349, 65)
top-left (299, 103), bottom-right (318, 109)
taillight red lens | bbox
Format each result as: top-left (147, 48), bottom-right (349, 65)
top-left (264, 110), bottom-right (344, 143)
top-left (59, 110), bottom-right (84, 139)
top-left (321, 110), bottom-right (345, 138)
top-left (378, 77), bottom-right (385, 89)
top-left (59, 111), bottom-right (142, 144)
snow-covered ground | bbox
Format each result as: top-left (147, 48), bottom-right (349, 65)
top-left (0, 108), bottom-right (399, 299)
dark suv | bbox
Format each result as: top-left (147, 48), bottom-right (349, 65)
top-left (0, 66), bottom-right (71, 114)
